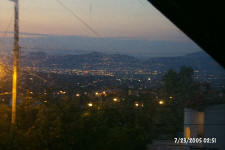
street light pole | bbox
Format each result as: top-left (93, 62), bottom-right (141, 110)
top-left (11, 0), bottom-right (20, 125)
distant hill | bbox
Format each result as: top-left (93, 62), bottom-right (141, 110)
top-left (19, 51), bottom-right (224, 75)
top-left (0, 35), bottom-right (201, 58)
top-left (21, 52), bottom-right (141, 69)
top-left (1, 51), bottom-right (224, 77)
top-left (144, 51), bottom-right (224, 74)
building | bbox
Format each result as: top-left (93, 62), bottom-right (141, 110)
top-left (184, 104), bottom-right (225, 150)
top-left (148, 104), bottom-right (225, 150)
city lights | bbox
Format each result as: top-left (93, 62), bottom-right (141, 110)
top-left (0, 0), bottom-right (223, 149)
top-left (57, 90), bottom-right (66, 95)
top-left (0, 65), bottom-right (6, 79)
top-left (88, 102), bottom-right (93, 107)
top-left (135, 102), bottom-right (139, 107)
top-left (159, 100), bottom-right (165, 105)
top-left (0, 92), bottom-right (11, 96)
top-left (113, 98), bottom-right (118, 102)
top-left (102, 91), bottom-right (107, 96)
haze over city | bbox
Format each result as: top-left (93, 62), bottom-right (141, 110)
top-left (0, 0), bottom-right (202, 57)
top-left (0, 0), bottom-right (225, 150)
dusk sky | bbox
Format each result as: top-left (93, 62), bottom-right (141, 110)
top-left (0, 0), bottom-right (202, 57)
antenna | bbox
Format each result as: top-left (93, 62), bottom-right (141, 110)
top-left (10, 0), bottom-right (20, 125)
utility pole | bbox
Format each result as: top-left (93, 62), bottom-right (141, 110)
top-left (10, 0), bottom-right (19, 125)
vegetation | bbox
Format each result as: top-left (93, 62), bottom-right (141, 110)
top-left (0, 66), bottom-right (224, 150)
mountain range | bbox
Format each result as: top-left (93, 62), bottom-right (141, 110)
top-left (18, 51), bottom-right (224, 75)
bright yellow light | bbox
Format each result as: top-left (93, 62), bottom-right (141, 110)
top-left (113, 98), bottom-right (118, 102)
top-left (169, 96), bottom-right (173, 99)
top-left (76, 93), bottom-right (80, 97)
top-left (11, 64), bottom-right (17, 124)
top-left (58, 90), bottom-right (66, 95)
top-left (102, 91), bottom-right (106, 95)
top-left (185, 127), bottom-right (191, 139)
top-left (88, 103), bottom-right (93, 107)
top-left (159, 100), bottom-right (165, 105)
top-left (95, 92), bottom-right (99, 96)
top-left (135, 103), bottom-right (139, 107)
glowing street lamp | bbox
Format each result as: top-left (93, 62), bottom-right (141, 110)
top-left (88, 102), bottom-right (93, 107)
top-left (159, 100), bottom-right (165, 105)
top-left (95, 92), bottom-right (99, 96)
top-left (113, 98), bottom-right (118, 102)
top-left (135, 102), bottom-right (139, 107)
top-left (76, 93), bottom-right (80, 97)
top-left (58, 90), bottom-right (66, 95)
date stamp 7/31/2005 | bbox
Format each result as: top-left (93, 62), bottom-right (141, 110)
top-left (174, 138), bottom-right (216, 144)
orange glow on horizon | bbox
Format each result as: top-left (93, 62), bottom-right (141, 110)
top-left (0, 0), bottom-right (186, 40)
